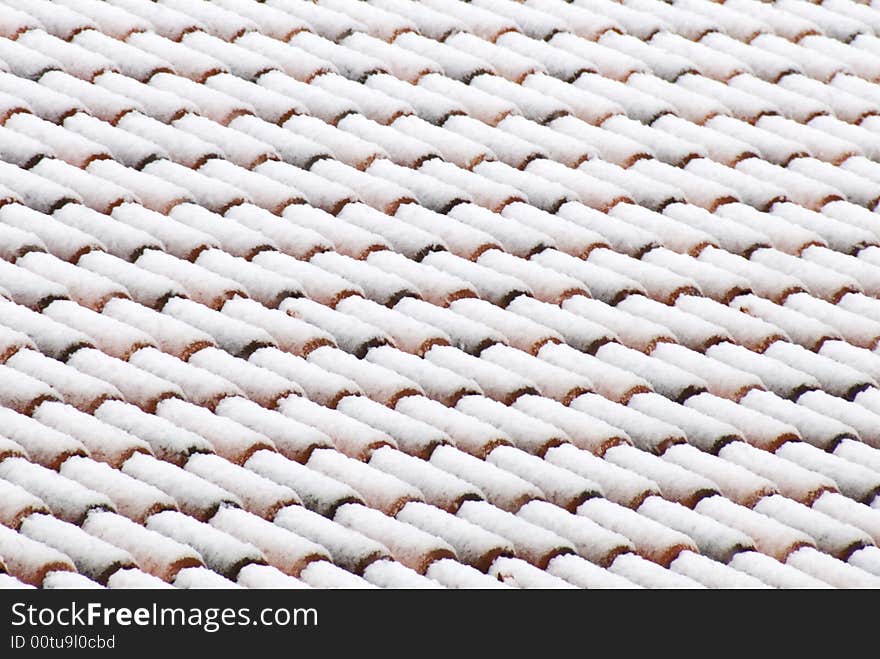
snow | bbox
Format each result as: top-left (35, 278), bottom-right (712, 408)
top-left (19, 513), bottom-right (133, 584)
top-left (589, 252), bottom-right (699, 307)
top-left (101, 298), bottom-right (214, 360)
top-left (615, 295), bottom-right (731, 351)
top-left (362, 559), bottom-right (443, 589)
top-left (196, 249), bottom-right (302, 308)
top-left (513, 396), bottom-right (625, 456)
top-left (429, 445), bottom-right (541, 513)
top-left (0, 523), bottom-right (75, 587)
top-left (545, 444), bottom-right (660, 510)
top-left (0, 358), bottom-right (61, 414)
top-left (562, 296), bottom-right (674, 353)
top-left (296, 561), bottom-right (376, 589)
top-left (669, 551), bottom-right (769, 589)
top-left (144, 160), bottom-right (250, 214)
top-left (456, 394), bottom-right (567, 456)
top-left (610, 204), bottom-right (716, 256)
top-left (394, 115), bottom-right (493, 170)
top-left (675, 295), bottom-right (788, 353)
top-left (394, 501), bottom-right (512, 575)
top-left (173, 567), bottom-right (240, 589)
top-left (835, 440), bottom-right (880, 478)
top-left (776, 442), bottom-right (880, 504)
top-left (146, 508), bottom-right (264, 581)
top-left (847, 546), bottom-right (880, 578)
top-left (245, 450), bottom-right (362, 518)
top-left (761, 342), bottom-right (873, 400)
top-left (59, 453), bottom-right (172, 525)
top-left (210, 506), bottom-right (328, 576)
top-left (0, 258), bottom-right (70, 312)
top-left (0, 406), bottom-right (85, 470)
top-left (248, 347), bottom-right (359, 408)
top-left (518, 500), bottom-right (632, 567)
top-left (393, 298), bottom-right (504, 355)
top-left (279, 205), bottom-right (390, 260)
top-left (36, 402), bottom-right (148, 468)
top-left (638, 496), bottom-right (754, 564)
top-left (601, 116), bottom-right (703, 166)
top-left (337, 395), bottom-right (449, 459)
top-left (650, 342), bottom-right (763, 401)
top-left (44, 299), bottom-right (155, 360)
top-left (95, 400), bottom-right (211, 466)
top-left (215, 395), bottom-right (332, 462)
top-left (395, 396), bottom-right (511, 458)
top-left (449, 297), bottom-right (560, 354)
top-left (0, 477), bottom-right (48, 529)
top-left (728, 551), bottom-right (830, 589)
top-left (109, 205), bottom-right (211, 260)
top-left (604, 444), bottom-right (719, 507)
top-left (569, 393), bottom-right (684, 454)
top-left (488, 445), bottom-right (599, 512)
top-left (629, 393), bottom-right (743, 453)
top-left (276, 394), bottom-right (394, 460)
top-left (395, 203), bottom-right (500, 261)
top-left (334, 502), bottom-right (454, 573)
top-left (107, 569), bottom-right (174, 589)
top-left (540, 343), bottom-right (651, 404)
top-left (117, 113), bottom-right (222, 171)
top-left (0, 203), bottom-right (101, 262)
top-left (189, 345), bottom-right (303, 407)
top-left (336, 295), bottom-right (452, 357)
top-left (336, 201), bottom-right (448, 260)
top-left (310, 252), bottom-right (419, 307)
top-left (236, 564), bottom-right (310, 589)
top-left (307, 448), bottom-right (422, 516)
top-left (546, 554), bottom-right (640, 589)
top-left (477, 251), bottom-right (589, 304)
top-left (444, 115), bottom-right (545, 170)
top-left (709, 337), bottom-right (821, 401)
top-left (308, 345), bottom-right (421, 406)
top-left (122, 452), bottom-right (240, 521)
top-left (162, 297), bottom-right (275, 357)
top-left (67, 347), bottom-right (181, 413)
top-left (425, 558), bottom-right (510, 589)
top-left (597, 345), bottom-right (708, 404)
top-left (481, 344), bottom-right (594, 405)
top-left (365, 159), bottom-right (469, 214)
top-left (129, 347), bottom-right (240, 410)
top-left (489, 556), bottom-right (576, 589)
top-left (422, 347), bottom-right (531, 404)
top-left (663, 443), bottom-right (776, 508)
top-left (370, 447), bottom-right (481, 513)
top-left (156, 397), bottom-right (274, 464)
top-left (83, 510), bottom-right (203, 582)
top-left (786, 546), bottom-right (880, 589)
top-left (186, 453), bottom-right (299, 519)
top-left (720, 439), bottom-right (838, 505)
top-left (6, 349), bottom-right (121, 412)
top-left (366, 250), bottom-right (477, 308)
top-left (785, 293), bottom-right (880, 350)
top-left (607, 552), bottom-right (704, 589)
top-left (227, 208), bottom-right (330, 263)
top-left (813, 492), bottom-right (880, 547)
top-left (457, 500), bottom-right (573, 569)
top-left (0, 297), bottom-right (95, 362)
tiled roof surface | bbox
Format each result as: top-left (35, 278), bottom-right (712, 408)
top-left (2, 0), bottom-right (880, 589)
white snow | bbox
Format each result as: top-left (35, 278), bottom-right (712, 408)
top-left (19, 512), bottom-right (133, 584)
top-left (146, 509), bottom-right (264, 579)
top-left (122, 452), bottom-right (240, 521)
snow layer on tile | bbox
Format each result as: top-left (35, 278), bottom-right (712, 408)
top-left (4, 0), bottom-right (880, 589)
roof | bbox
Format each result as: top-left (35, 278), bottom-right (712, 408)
top-left (0, 0), bottom-right (880, 589)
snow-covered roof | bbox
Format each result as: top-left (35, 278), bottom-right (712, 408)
top-left (2, 0), bottom-right (880, 590)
